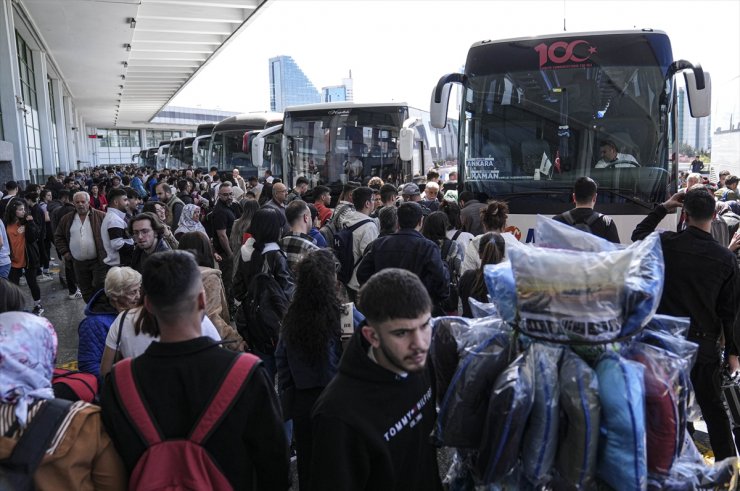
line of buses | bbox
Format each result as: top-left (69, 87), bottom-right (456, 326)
top-left (137, 30), bottom-right (711, 243)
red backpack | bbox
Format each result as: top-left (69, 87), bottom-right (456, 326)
top-left (112, 354), bottom-right (260, 491)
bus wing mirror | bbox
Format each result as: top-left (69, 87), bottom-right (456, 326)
top-left (684, 69), bottom-right (711, 118)
top-left (430, 73), bottom-right (464, 129)
top-left (399, 128), bottom-right (414, 161)
top-left (252, 136), bottom-right (265, 168)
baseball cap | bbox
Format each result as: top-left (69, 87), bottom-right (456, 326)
top-left (401, 183), bottom-right (421, 196)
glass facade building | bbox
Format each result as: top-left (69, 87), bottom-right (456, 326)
top-left (269, 56), bottom-right (321, 112)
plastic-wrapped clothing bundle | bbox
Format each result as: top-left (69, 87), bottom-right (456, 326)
top-left (646, 314), bottom-right (691, 337)
top-left (596, 352), bottom-right (647, 491)
top-left (430, 316), bottom-right (510, 404)
top-left (556, 349), bottom-right (601, 490)
top-left (636, 327), bottom-right (701, 455)
top-left (434, 322), bottom-right (513, 447)
top-left (522, 344), bottom-right (563, 486)
top-left (476, 352), bottom-right (535, 484)
top-left (504, 232), bottom-right (663, 343)
top-left (660, 435), bottom-right (740, 490)
top-left (624, 343), bottom-right (681, 476)
top-left (536, 214), bottom-right (622, 252)
top-left (483, 262), bottom-right (517, 323)
top-left (468, 296), bottom-right (497, 318)
top-left (430, 317), bottom-right (469, 405)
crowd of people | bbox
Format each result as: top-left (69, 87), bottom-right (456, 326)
top-left (1, 163), bottom-right (740, 489)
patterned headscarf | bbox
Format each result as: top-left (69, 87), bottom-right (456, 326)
top-left (0, 312), bottom-right (57, 427)
top-left (175, 204), bottom-right (206, 236)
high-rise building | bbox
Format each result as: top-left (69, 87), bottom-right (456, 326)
top-left (321, 71), bottom-right (354, 103)
top-left (269, 56), bottom-right (321, 112)
top-left (677, 87), bottom-right (712, 153)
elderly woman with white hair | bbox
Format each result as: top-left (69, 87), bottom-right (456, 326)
top-left (77, 266), bottom-right (142, 378)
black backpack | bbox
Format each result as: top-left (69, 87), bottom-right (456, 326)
top-left (333, 219), bottom-right (373, 285)
top-left (440, 235), bottom-right (461, 314)
top-left (0, 399), bottom-right (72, 491)
top-left (561, 210), bottom-right (602, 235)
top-left (238, 254), bottom-right (290, 354)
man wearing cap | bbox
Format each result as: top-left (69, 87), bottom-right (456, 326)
top-left (401, 183), bottom-right (422, 203)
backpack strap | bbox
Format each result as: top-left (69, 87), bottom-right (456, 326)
top-left (345, 218), bottom-right (373, 233)
top-left (2, 399), bottom-right (72, 482)
top-left (451, 229), bottom-right (463, 242)
top-left (441, 239), bottom-right (453, 262)
top-left (190, 354), bottom-right (260, 444)
top-left (113, 358), bottom-right (163, 446)
top-left (561, 209), bottom-right (576, 225)
top-left (584, 211), bottom-right (602, 227)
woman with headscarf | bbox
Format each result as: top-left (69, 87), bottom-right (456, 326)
top-left (174, 203), bottom-right (206, 241)
top-left (0, 312), bottom-right (126, 490)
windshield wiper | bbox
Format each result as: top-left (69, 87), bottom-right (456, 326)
top-left (597, 188), bottom-right (654, 210)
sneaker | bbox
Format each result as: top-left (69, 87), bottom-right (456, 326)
top-left (68, 289), bottom-right (82, 300)
top-left (32, 305), bottom-right (44, 316)
top-left (37, 274), bottom-right (54, 282)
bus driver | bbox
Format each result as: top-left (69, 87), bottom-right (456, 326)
top-left (595, 140), bottom-right (638, 168)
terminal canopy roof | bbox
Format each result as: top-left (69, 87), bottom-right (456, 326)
top-left (20, 0), bottom-right (266, 127)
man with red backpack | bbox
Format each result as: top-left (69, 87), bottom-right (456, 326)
top-left (100, 250), bottom-right (289, 490)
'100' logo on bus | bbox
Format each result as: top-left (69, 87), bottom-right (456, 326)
top-left (534, 40), bottom-right (596, 68)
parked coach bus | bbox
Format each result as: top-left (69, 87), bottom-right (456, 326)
top-left (430, 30), bottom-right (711, 243)
top-left (253, 102), bottom-right (457, 195)
top-left (208, 112), bottom-right (282, 177)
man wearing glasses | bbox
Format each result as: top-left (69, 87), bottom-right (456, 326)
top-left (128, 212), bottom-right (171, 274)
top-left (310, 268), bottom-right (442, 491)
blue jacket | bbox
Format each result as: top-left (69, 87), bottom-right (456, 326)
top-left (356, 228), bottom-right (450, 304)
top-left (77, 289), bottom-right (118, 377)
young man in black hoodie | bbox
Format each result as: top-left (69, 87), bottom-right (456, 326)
top-left (310, 268), bottom-right (443, 491)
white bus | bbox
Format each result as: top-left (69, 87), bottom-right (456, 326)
top-left (266, 102), bottom-right (457, 194)
top-left (431, 30), bottom-right (711, 242)
top-left (208, 112), bottom-right (282, 177)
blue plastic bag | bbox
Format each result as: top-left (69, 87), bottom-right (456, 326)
top-left (596, 352), bottom-right (647, 491)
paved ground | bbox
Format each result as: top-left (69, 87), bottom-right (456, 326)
top-left (16, 258), bottom-right (87, 368)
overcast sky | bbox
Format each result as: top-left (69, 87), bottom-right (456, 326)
top-left (172, 0), bottom-right (740, 129)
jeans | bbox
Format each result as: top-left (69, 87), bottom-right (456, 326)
top-left (0, 263), bottom-right (10, 279)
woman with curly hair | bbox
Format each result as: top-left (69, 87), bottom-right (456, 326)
top-left (276, 249), bottom-right (343, 490)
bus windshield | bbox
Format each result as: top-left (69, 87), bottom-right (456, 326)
top-left (283, 105), bottom-right (408, 189)
top-left (461, 32), bottom-right (675, 215)
top-left (210, 130), bottom-right (252, 170)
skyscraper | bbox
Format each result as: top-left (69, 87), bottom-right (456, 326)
top-left (269, 56), bottom-right (321, 112)
top-left (677, 87), bottom-right (712, 153)
top-left (321, 71), bottom-right (354, 103)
